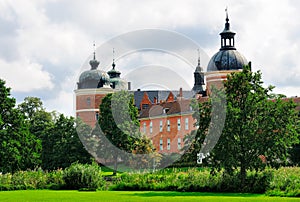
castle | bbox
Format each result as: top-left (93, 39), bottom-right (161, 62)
top-left (75, 13), bottom-right (253, 153)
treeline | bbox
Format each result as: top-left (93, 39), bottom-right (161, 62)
top-left (0, 79), bottom-right (92, 173)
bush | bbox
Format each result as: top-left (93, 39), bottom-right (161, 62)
top-left (266, 167), bottom-right (300, 197)
top-left (110, 167), bottom-right (274, 193)
top-left (10, 169), bottom-right (48, 190)
top-left (63, 162), bottom-right (104, 190)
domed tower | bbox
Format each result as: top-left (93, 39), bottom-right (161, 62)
top-left (205, 10), bottom-right (249, 95)
top-left (192, 49), bottom-right (205, 95)
top-left (107, 49), bottom-right (128, 90)
top-left (75, 45), bottom-right (114, 127)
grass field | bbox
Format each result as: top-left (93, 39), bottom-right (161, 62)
top-left (0, 191), bottom-right (299, 202)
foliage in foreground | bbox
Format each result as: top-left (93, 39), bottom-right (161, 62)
top-left (0, 164), bottom-right (300, 197)
top-left (63, 162), bottom-right (105, 191)
top-left (110, 167), bottom-right (300, 196)
top-left (0, 163), bottom-right (104, 191)
top-left (111, 168), bottom-right (272, 193)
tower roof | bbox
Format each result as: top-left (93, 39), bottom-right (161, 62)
top-left (207, 9), bottom-right (247, 72)
top-left (89, 43), bottom-right (100, 70)
top-left (77, 44), bottom-right (110, 89)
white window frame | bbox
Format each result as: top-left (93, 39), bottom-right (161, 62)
top-left (159, 120), bottom-right (163, 132)
top-left (150, 121), bottom-right (153, 134)
top-left (160, 139), bottom-right (163, 151)
top-left (167, 120), bottom-right (170, 131)
top-left (177, 118), bottom-right (181, 131)
top-left (185, 118), bottom-right (189, 130)
top-left (178, 138), bottom-right (181, 150)
top-left (167, 138), bottom-right (171, 150)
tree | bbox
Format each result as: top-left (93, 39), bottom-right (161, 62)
top-left (0, 79), bottom-right (41, 173)
top-left (181, 99), bottom-right (212, 166)
top-left (97, 91), bottom-right (156, 174)
top-left (42, 114), bottom-right (92, 170)
top-left (18, 97), bottom-right (53, 139)
top-left (191, 67), bottom-right (299, 187)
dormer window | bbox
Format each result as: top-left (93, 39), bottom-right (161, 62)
top-left (163, 108), bottom-right (169, 114)
top-left (142, 104), bottom-right (149, 109)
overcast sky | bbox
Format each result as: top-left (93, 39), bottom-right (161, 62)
top-left (0, 0), bottom-right (299, 116)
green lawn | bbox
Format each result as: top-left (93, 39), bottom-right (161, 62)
top-left (0, 191), bottom-right (299, 202)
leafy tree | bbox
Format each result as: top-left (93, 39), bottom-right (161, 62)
top-left (18, 97), bottom-right (53, 139)
top-left (0, 79), bottom-right (41, 173)
top-left (190, 67), bottom-right (299, 187)
top-left (42, 114), bottom-right (92, 170)
top-left (97, 91), bottom-right (155, 174)
top-left (181, 99), bottom-right (212, 166)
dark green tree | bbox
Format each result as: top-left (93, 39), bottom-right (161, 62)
top-left (42, 114), bottom-right (92, 170)
top-left (181, 99), bottom-right (212, 166)
top-left (18, 97), bottom-right (54, 139)
top-left (190, 67), bottom-right (299, 187)
top-left (0, 79), bottom-right (41, 173)
top-left (97, 91), bottom-right (155, 174)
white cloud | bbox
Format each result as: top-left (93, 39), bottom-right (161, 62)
top-left (0, 58), bottom-right (54, 92)
top-left (1, 0), bottom-right (300, 115)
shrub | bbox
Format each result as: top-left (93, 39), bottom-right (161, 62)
top-left (266, 167), bottom-right (300, 197)
top-left (110, 167), bottom-right (274, 193)
top-left (63, 162), bottom-right (104, 190)
top-left (46, 169), bottom-right (64, 190)
top-left (10, 169), bottom-right (48, 190)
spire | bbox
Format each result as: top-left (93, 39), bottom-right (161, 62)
top-left (193, 49), bottom-right (205, 93)
top-left (224, 7), bottom-right (230, 32)
top-left (220, 7), bottom-right (236, 50)
top-left (107, 48), bottom-right (121, 79)
top-left (112, 48), bottom-right (116, 69)
top-left (195, 49), bottom-right (202, 72)
top-left (197, 49), bottom-right (201, 67)
top-left (89, 42), bottom-right (100, 70)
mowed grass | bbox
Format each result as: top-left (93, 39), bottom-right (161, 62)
top-left (0, 191), bottom-right (299, 202)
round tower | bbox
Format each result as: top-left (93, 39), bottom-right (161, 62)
top-left (75, 45), bottom-right (114, 127)
top-left (205, 10), bottom-right (249, 95)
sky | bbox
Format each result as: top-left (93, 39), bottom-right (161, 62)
top-left (0, 0), bottom-right (299, 116)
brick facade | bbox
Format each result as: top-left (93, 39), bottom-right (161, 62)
top-left (75, 88), bottom-right (114, 127)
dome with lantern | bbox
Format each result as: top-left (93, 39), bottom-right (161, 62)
top-left (207, 11), bottom-right (248, 72)
top-left (77, 52), bottom-right (111, 89)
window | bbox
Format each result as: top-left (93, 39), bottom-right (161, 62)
top-left (163, 108), bottom-right (169, 114)
top-left (143, 122), bottom-right (146, 133)
top-left (177, 118), bottom-right (181, 131)
top-left (167, 120), bottom-right (170, 131)
top-left (95, 112), bottom-right (99, 120)
top-left (185, 118), bottom-right (189, 130)
top-left (142, 104), bottom-right (149, 109)
top-left (167, 138), bottom-right (171, 150)
top-left (150, 121), bottom-right (153, 134)
top-left (160, 139), bottom-right (163, 151)
top-left (159, 120), bottom-right (163, 132)
top-left (86, 97), bottom-right (91, 106)
top-left (178, 138), bottom-right (181, 150)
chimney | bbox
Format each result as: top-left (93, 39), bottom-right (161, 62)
top-left (128, 82), bottom-right (131, 90)
top-left (179, 87), bottom-right (183, 97)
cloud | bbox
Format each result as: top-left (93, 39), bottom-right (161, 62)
top-left (0, 58), bottom-right (54, 92)
top-left (1, 0), bottom-right (300, 116)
